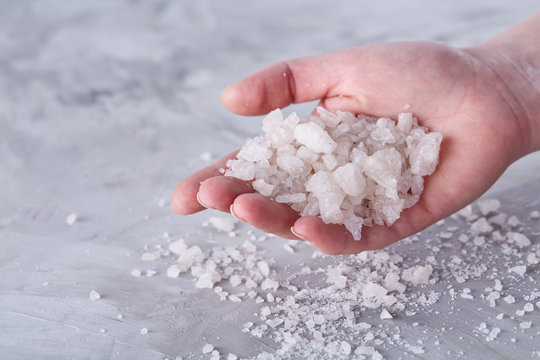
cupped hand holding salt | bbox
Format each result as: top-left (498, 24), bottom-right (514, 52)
top-left (225, 107), bottom-right (442, 241)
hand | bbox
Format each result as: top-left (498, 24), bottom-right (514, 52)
top-left (172, 38), bottom-right (538, 254)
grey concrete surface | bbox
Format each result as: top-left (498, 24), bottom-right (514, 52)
top-left (1, 1), bottom-right (539, 359)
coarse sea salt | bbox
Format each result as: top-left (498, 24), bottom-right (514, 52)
top-left (225, 108), bottom-right (442, 240)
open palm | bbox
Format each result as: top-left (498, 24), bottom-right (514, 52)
top-left (172, 41), bottom-right (530, 254)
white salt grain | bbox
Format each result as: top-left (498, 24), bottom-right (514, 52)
top-left (66, 213), bottom-right (78, 226)
top-left (477, 199), bottom-right (501, 215)
top-left (89, 290), bottom-right (101, 301)
top-left (507, 232), bottom-right (531, 248)
top-left (140, 328), bottom-right (148, 334)
top-left (202, 344), bottom-right (214, 354)
top-left (508, 265), bottom-right (527, 277)
top-left (380, 309), bottom-right (393, 320)
top-left (519, 321), bottom-right (531, 329)
top-left (208, 217), bottom-right (236, 232)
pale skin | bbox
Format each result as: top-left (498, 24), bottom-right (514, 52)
top-left (172, 13), bottom-right (540, 255)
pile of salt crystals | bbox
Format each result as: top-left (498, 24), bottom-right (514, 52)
top-left (225, 107), bottom-right (442, 240)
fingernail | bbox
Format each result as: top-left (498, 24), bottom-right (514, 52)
top-left (196, 192), bottom-right (209, 208)
top-left (230, 204), bottom-right (247, 222)
top-left (220, 85), bottom-right (231, 102)
top-left (290, 226), bottom-right (307, 240)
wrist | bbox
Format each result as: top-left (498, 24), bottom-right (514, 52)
top-left (467, 14), bottom-right (540, 156)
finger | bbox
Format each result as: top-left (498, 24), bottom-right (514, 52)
top-left (197, 176), bottom-right (253, 213)
top-left (171, 151), bottom-right (238, 215)
top-left (221, 52), bottom-right (347, 116)
top-left (230, 193), bottom-right (301, 240)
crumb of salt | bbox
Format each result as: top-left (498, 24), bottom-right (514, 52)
top-left (508, 265), bottom-right (527, 277)
top-left (477, 199), bottom-right (501, 215)
top-left (208, 217), bottom-right (236, 232)
top-left (202, 344), bottom-right (214, 354)
top-left (519, 321), bottom-right (531, 329)
top-left (380, 309), bottom-right (393, 320)
top-left (66, 213), bottom-right (78, 226)
top-left (140, 327), bottom-right (148, 334)
top-left (89, 290), bottom-right (101, 301)
top-left (504, 295), bottom-right (516, 304)
top-left (131, 269), bottom-right (142, 277)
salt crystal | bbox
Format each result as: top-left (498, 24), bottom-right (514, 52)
top-left (208, 217), bottom-right (236, 232)
top-left (266, 318), bottom-right (284, 328)
top-left (380, 309), bottom-right (393, 320)
top-left (504, 295), bottom-right (516, 304)
top-left (364, 282), bottom-right (388, 299)
top-left (524, 302), bottom-right (534, 312)
top-left (470, 218), bottom-right (493, 234)
top-left (457, 205), bottom-right (473, 218)
top-left (477, 199), bottom-right (501, 215)
top-left (145, 269), bottom-right (157, 277)
top-left (202, 344), bottom-right (214, 354)
top-left (131, 269), bottom-right (142, 277)
top-left (227, 354), bottom-right (238, 360)
top-left (252, 179), bottom-right (274, 197)
top-left (89, 290), bottom-right (101, 301)
top-left (519, 321), bottom-right (531, 329)
top-left (245, 279), bottom-right (257, 289)
top-left (166, 264), bottom-right (183, 278)
top-left (508, 265), bottom-right (527, 277)
top-left (229, 274), bottom-right (242, 287)
top-left (507, 232), bottom-right (531, 248)
top-left (508, 215), bottom-right (521, 227)
top-left (294, 122), bottom-right (337, 154)
top-left (530, 210), bottom-right (540, 219)
top-left (140, 327), bottom-right (148, 334)
top-left (141, 252), bottom-right (160, 261)
top-left (66, 213), bottom-right (78, 226)
top-left (275, 193), bottom-right (306, 203)
top-left (168, 239), bottom-right (187, 255)
top-left (333, 163), bottom-right (365, 196)
top-left (488, 213), bottom-right (507, 226)
top-left (229, 295), bottom-right (241, 302)
top-left (355, 345), bottom-right (375, 355)
top-left (486, 327), bottom-right (500, 341)
top-left (261, 278), bottom-right (279, 291)
top-left (257, 261), bottom-right (270, 277)
top-left (409, 132), bottom-right (442, 176)
top-left (494, 279), bottom-right (502, 291)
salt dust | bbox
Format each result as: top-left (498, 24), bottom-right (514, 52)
top-left (225, 108), bottom-right (442, 240)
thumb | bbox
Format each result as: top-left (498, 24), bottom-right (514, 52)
top-left (221, 53), bottom-right (346, 116)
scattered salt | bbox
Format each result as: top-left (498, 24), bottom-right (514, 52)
top-left (140, 328), bottom-right (148, 334)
